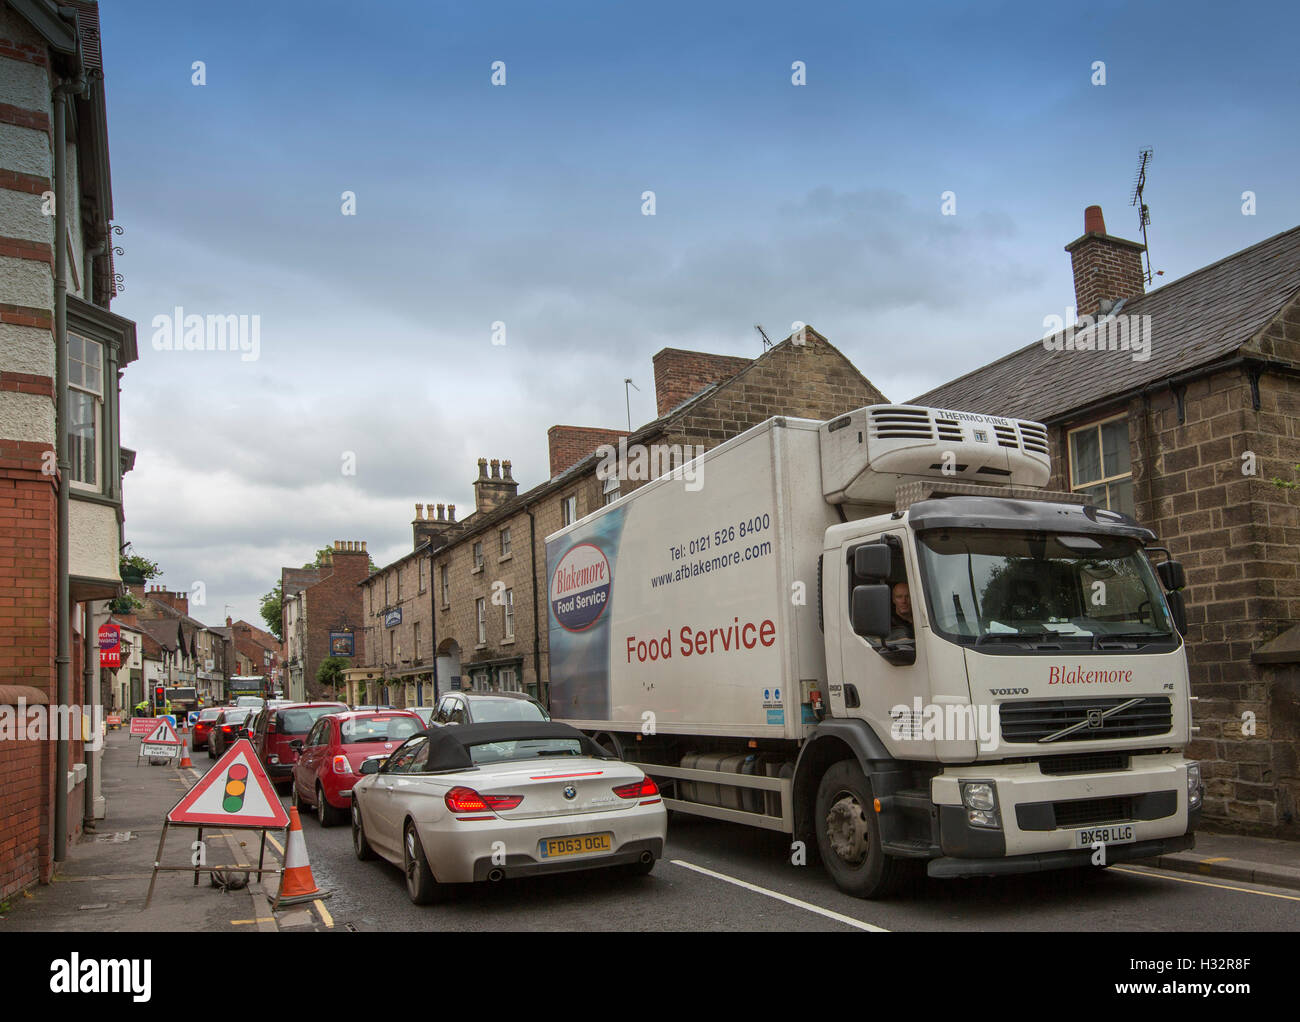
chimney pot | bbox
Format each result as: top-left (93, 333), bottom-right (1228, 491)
top-left (448, 504), bottom-right (456, 521)
top-left (502, 459), bottom-right (514, 481)
top-left (415, 503), bottom-right (424, 520)
top-left (361, 541), bottom-right (367, 551)
top-left (1084, 205), bottom-right (1106, 235)
top-left (477, 458), bottom-right (488, 479)
top-left (490, 458), bottom-right (501, 479)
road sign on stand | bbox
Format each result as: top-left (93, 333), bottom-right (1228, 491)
top-left (168, 739), bottom-right (289, 829)
top-left (130, 717), bottom-right (163, 736)
top-left (137, 719), bottom-right (181, 763)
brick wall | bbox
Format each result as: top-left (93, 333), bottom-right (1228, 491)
top-left (302, 542), bottom-right (370, 700)
top-left (0, 690), bottom-right (49, 899)
top-left (652, 348), bottom-right (752, 416)
top-left (548, 426), bottom-right (630, 478)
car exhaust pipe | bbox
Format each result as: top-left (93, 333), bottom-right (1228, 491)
top-left (639, 851), bottom-right (653, 865)
top-left (487, 868), bottom-right (505, 882)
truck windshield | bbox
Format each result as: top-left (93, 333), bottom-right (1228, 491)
top-left (915, 529), bottom-right (1174, 645)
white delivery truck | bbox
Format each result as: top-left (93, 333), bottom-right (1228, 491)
top-left (545, 405), bottom-right (1202, 897)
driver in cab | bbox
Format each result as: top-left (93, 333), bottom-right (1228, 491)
top-left (887, 582), bottom-right (914, 642)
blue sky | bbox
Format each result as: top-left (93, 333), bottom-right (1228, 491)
top-left (97, 0), bottom-right (1300, 625)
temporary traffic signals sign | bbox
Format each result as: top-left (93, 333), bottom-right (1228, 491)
top-left (167, 739), bottom-right (289, 829)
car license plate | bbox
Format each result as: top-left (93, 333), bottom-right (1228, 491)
top-left (540, 833), bottom-right (612, 859)
top-left (1075, 824), bottom-right (1135, 848)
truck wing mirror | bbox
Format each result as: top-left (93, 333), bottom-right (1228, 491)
top-left (853, 543), bottom-right (892, 580)
top-left (1157, 559), bottom-right (1186, 591)
top-left (1165, 590), bottom-right (1188, 636)
top-left (851, 584), bottom-right (893, 639)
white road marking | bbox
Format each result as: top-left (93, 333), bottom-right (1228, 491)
top-left (670, 859), bottom-right (889, 931)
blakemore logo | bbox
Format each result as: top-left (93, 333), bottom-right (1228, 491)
top-left (551, 543), bottom-right (612, 632)
top-left (50, 955), bottom-right (151, 1002)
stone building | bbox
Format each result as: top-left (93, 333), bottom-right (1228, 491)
top-left (914, 208), bottom-right (1300, 838)
top-left (358, 540), bottom-right (437, 707)
top-left (0, 0), bottom-right (138, 897)
top-left (280, 541), bottom-right (370, 701)
top-left (419, 330), bottom-right (886, 708)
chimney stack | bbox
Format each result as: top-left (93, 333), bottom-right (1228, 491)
top-left (1064, 205), bottom-right (1146, 319)
top-left (651, 347), bottom-right (751, 417)
top-left (547, 426), bottom-right (630, 478)
top-left (473, 455), bottom-right (519, 514)
top-left (414, 502), bottom-right (460, 551)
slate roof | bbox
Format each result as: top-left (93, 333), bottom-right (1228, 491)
top-left (911, 225), bottom-right (1300, 423)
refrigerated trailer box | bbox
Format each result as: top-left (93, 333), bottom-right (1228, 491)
top-left (546, 406), bottom-right (1203, 897)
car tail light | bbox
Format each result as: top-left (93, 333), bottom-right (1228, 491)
top-left (221, 725), bottom-right (233, 734)
top-left (612, 776), bottom-right (659, 799)
top-left (331, 755), bottom-right (353, 775)
top-left (445, 787), bottom-right (522, 813)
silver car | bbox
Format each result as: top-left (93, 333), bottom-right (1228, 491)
top-left (350, 721), bottom-right (667, 904)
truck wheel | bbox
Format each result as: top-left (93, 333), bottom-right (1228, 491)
top-left (814, 760), bottom-right (904, 899)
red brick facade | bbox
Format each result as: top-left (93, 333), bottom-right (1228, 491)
top-left (300, 542), bottom-right (370, 700)
top-left (1064, 206), bottom-right (1147, 318)
top-left (652, 348), bottom-right (752, 416)
top-left (548, 427), bottom-right (630, 478)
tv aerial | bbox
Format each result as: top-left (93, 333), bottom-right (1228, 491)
top-left (1130, 148), bottom-right (1156, 284)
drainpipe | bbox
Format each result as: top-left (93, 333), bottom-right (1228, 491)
top-left (53, 73), bottom-right (86, 862)
top-left (429, 552), bottom-right (439, 703)
top-left (528, 511), bottom-right (542, 705)
top-left (83, 601), bottom-right (96, 829)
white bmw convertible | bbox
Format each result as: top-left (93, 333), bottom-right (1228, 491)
top-left (350, 720), bottom-right (667, 903)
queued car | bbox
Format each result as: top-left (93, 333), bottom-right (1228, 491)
top-left (350, 721), bottom-right (666, 904)
top-left (193, 707), bottom-right (222, 752)
top-left (430, 691), bottom-right (550, 726)
top-left (250, 702), bottom-right (346, 787)
top-left (208, 707), bottom-right (254, 758)
top-left (410, 706), bottom-right (438, 727)
top-left (291, 710), bottom-right (424, 826)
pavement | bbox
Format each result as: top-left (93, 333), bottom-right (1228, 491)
top-left (0, 728), bottom-right (301, 932)
top-left (0, 727), bottom-right (1296, 931)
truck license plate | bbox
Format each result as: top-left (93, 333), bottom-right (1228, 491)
top-left (540, 833), bottom-right (612, 859)
top-left (1074, 824), bottom-right (1135, 848)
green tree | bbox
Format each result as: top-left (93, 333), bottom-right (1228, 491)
top-left (317, 656), bottom-right (348, 692)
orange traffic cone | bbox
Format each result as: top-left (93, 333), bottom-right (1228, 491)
top-left (274, 806), bottom-right (330, 908)
top-left (178, 738), bottom-right (193, 769)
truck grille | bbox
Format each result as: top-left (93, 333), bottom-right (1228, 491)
top-left (1052, 797), bottom-right (1131, 828)
top-left (1000, 697), bottom-right (1172, 744)
top-left (1038, 752), bottom-right (1131, 775)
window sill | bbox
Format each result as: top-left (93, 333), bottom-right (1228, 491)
top-left (501, 638), bottom-right (515, 646)
top-left (498, 554), bottom-right (513, 563)
top-left (475, 643), bottom-right (487, 651)
top-left (472, 566), bottom-right (483, 575)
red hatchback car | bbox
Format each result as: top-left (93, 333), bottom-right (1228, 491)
top-left (291, 710), bottom-right (424, 825)
top-left (251, 702), bottom-right (346, 787)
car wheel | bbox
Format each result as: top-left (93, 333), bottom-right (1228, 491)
top-left (403, 822), bottom-right (441, 905)
top-left (814, 759), bottom-right (905, 899)
top-left (317, 785), bottom-right (344, 827)
top-left (352, 801), bottom-right (375, 861)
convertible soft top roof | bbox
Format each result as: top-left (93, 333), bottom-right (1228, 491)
top-left (410, 720), bottom-right (609, 772)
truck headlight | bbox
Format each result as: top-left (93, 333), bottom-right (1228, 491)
top-left (960, 781), bottom-right (1001, 829)
top-left (1187, 762), bottom-right (1203, 810)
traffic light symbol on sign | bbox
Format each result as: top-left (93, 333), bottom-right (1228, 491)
top-left (223, 763), bottom-right (249, 813)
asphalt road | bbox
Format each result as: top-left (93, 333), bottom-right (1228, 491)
top-left (190, 750), bottom-right (1300, 932)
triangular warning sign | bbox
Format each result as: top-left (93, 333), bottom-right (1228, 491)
top-left (143, 720), bottom-right (180, 746)
top-left (168, 739), bottom-right (290, 829)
